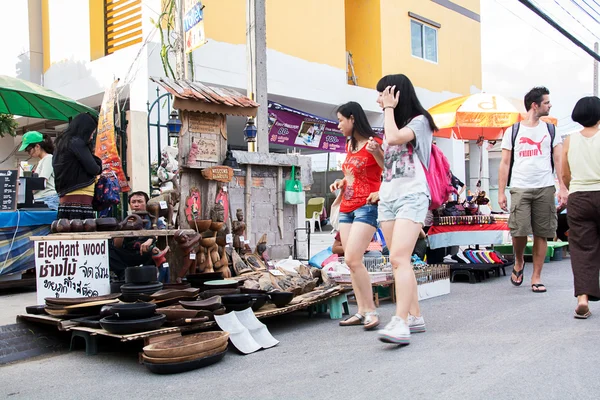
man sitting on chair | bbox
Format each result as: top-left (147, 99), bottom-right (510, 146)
top-left (109, 191), bottom-right (170, 282)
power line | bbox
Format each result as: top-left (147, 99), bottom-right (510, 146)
top-left (569, 0), bottom-right (600, 24)
top-left (518, 0), bottom-right (600, 62)
top-left (579, 0), bottom-right (600, 18)
top-left (491, 0), bottom-right (590, 61)
top-left (549, 0), bottom-right (600, 42)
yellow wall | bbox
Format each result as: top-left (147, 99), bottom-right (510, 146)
top-left (42, 0), bottom-right (50, 72)
top-left (201, 0), bottom-right (346, 69)
top-left (379, 0), bottom-right (482, 95)
top-left (89, 0), bottom-right (105, 61)
top-left (344, 0), bottom-right (382, 89)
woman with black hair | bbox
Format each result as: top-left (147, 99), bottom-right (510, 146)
top-left (375, 74), bottom-right (436, 345)
top-left (562, 96), bottom-right (600, 319)
top-left (330, 101), bottom-right (383, 330)
top-left (53, 113), bottom-right (102, 220)
top-left (19, 131), bottom-right (58, 209)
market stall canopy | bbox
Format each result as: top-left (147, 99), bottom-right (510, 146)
top-left (0, 75), bottom-right (98, 121)
top-left (150, 77), bottom-right (259, 117)
top-left (429, 93), bottom-right (522, 140)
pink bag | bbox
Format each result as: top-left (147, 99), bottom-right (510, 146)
top-left (420, 144), bottom-right (455, 210)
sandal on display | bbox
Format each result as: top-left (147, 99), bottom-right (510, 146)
top-left (363, 311), bottom-right (380, 330)
top-left (510, 264), bottom-right (525, 286)
top-left (531, 283), bottom-right (547, 293)
top-left (339, 313), bottom-right (364, 326)
top-left (574, 304), bottom-right (591, 319)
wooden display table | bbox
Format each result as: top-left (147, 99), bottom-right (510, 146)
top-left (29, 229), bottom-right (195, 241)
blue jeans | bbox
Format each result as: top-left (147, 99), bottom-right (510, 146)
top-left (37, 194), bottom-right (59, 210)
top-left (339, 204), bottom-right (378, 228)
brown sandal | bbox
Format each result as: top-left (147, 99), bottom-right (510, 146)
top-left (339, 313), bottom-right (364, 326)
top-left (575, 304), bottom-right (591, 319)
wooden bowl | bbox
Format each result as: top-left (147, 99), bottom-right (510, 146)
top-left (188, 219), bottom-right (212, 233)
top-left (142, 342), bottom-right (227, 364)
top-left (216, 237), bottom-right (227, 247)
top-left (210, 222), bottom-right (225, 232)
top-left (143, 331), bottom-right (230, 358)
top-left (200, 237), bottom-right (216, 248)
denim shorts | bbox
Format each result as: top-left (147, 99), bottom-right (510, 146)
top-left (378, 193), bottom-right (430, 225)
top-left (339, 204), bottom-right (378, 228)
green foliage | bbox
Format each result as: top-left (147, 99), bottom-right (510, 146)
top-left (0, 114), bottom-right (18, 138)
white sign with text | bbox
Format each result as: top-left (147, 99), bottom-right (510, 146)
top-left (35, 239), bottom-right (110, 304)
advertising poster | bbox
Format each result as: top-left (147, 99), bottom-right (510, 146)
top-left (95, 80), bottom-right (130, 192)
top-left (184, 0), bottom-right (207, 53)
top-left (267, 102), bottom-right (347, 153)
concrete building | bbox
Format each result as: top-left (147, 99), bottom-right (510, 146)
top-left (1, 0), bottom-right (482, 194)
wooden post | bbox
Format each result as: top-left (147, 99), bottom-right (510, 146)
top-left (245, 164), bottom-right (252, 245)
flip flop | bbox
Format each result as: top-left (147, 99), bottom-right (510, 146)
top-left (510, 264), bottom-right (525, 286)
top-left (574, 304), bottom-right (591, 319)
top-left (339, 313), bottom-right (364, 326)
top-left (531, 283), bottom-right (547, 293)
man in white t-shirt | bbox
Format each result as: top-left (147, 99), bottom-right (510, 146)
top-left (498, 87), bottom-right (568, 293)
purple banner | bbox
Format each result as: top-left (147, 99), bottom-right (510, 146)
top-left (267, 102), bottom-right (347, 152)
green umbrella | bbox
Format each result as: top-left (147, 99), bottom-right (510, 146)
top-left (0, 75), bottom-right (99, 121)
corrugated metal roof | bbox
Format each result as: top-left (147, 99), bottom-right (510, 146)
top-left (150, 77), bottom-right (259, 108)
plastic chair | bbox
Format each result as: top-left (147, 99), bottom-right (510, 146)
top-left (305, 197), bottom-right (325, 233)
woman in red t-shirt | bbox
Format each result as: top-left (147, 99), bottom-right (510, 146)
top-left (330, 101), bottom-right (383, 330)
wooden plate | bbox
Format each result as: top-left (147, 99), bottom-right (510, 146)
top-left (64, 299), bottom-right (119, 309)
top-left (143, 331), bottom-right (229, 358)
top-left (143, 342), bottom-right (227, 364)
top-left (44, 293), bottom-right (120, 306)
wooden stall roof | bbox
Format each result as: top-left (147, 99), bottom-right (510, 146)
top-left (150, 77), bottom-right (259, 117)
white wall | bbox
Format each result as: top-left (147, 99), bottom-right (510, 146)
top-left (0, 1), bottom-right (30, 78)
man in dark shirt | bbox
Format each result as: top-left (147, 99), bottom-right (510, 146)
top-left (109, 191), bottom-right (169, 282)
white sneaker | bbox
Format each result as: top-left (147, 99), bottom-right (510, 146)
top-left (378, 316), bottom-right (410, 345)
top-left (408, 314), bottom-right (426, 333)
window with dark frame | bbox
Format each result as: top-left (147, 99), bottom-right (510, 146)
top-left (410, 19), bottom-right (438, 63)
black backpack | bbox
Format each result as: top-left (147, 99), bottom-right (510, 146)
top-left (507, 122), bottom-right (556, 186)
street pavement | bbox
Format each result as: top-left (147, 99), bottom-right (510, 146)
top-left (1, 257), bottom-right (599, 400)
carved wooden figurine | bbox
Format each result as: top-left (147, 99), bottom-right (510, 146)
top-left (147, 190), bottom-right (180, 229)
top-left (232, 208), bottom-right (246, 254)
top-left (173, 230), bottom-right (201, 282)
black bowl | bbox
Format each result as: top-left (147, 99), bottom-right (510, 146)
top-left (269, 291), bottom-right (294, 308)
top-left (185, 272), bottom-right (223, 288)
top-left (239, 287), bottom-right (267, 295)
top-left (250, 294), bottom-right (268, 311)
top-left (220, 294), bottom-right (255, 304)
top-left (144, 349), bottom-right (227, 375)
top-left (100, 314), bottom-right (166, 334)
top-left (110, 303), bottom-right (157, 320)
top-left (221, 294), bottom-right (268, 312)
top-left (125, 266), bottom-right (158, 284)
top-left (120, 282), bottom-right (163, 293)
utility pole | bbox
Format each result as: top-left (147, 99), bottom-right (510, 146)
top-left (176, 0), bottom-right (188, 80)
top-left (246, 0), bottom-right (268, 153)
top-left (594, 42), bottom-right (598, 97)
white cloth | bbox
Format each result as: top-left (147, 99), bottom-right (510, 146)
top-left (501, 122), bottom-right (562, 189)
top-left (379, 115), bottom-right (432, 202)
top-left (33, 154), bottom-right (56, 199)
